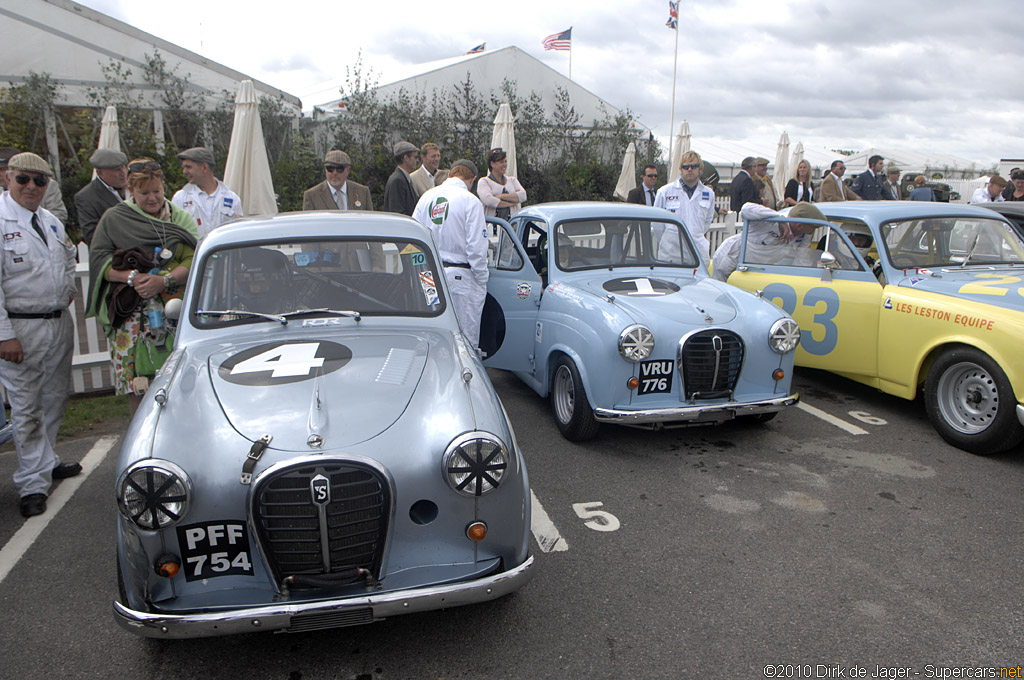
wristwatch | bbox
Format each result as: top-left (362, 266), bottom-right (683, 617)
top-left (126, 270), bottom-right (139, 287)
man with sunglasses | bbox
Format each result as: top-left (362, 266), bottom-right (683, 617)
top-left (627, 166), bottom-right (660, 206)
top-left (0, 147), bottom-right (68, 225)
top-left (302, 149), bottom-right (373, 212)
top-left (0, 153), bottom-right (79, 518)
top-left (171, 147), bottom-right (243, 239)
top-left (654, 150), bottom-right (717, 261)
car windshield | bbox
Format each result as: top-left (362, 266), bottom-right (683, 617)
top-left (880, 217), bottom-right (1024, 269)
top-left (192, 238), bottom-right (444, 326)
top-left (554, 218), bottom-right (701, 271)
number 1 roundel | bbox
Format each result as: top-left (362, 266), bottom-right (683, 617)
top-left (218, 340), bottom-right (352, 385)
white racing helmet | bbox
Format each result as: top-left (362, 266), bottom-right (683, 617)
top-left (841, 223), bottom-right (875, 258)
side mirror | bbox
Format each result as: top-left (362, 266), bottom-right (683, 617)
top-left (819, 251), bottom-right (839, 269)
top-left (164, 297), bottom-right (182, 321)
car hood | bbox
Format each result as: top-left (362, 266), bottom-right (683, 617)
top-left (563, 272), bottom-right (740, 325)
top-left (205, 332), bottom-right (430, 450)
top-left (893, 268), bottom-right (1024, 313)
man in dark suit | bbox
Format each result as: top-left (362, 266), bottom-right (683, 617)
top-left (627, 165), bottom-right (659, 206)
top-left (851, 154), bottom-right (885, 200)
top-left (383, 141), bottom-right (419, 216)
top-left (730, 156), bottom-right (760, 213)
top-left (302, 150), bottom-right (373, 211)
top-left (882, 166), bottom-right (901, 200)
top-left (73, 148), bottom-right (128, 245)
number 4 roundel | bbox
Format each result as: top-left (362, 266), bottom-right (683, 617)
top-left (218, 341), bottom-right (353, 385)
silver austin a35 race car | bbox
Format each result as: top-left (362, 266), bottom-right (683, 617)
top-left (113, 212), bottom-right (533, 638)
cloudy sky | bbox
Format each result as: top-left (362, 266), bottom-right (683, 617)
top-left (76, 0), bottom-right (1023, 167)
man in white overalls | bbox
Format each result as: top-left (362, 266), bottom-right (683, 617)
top-left (653, 150), bottom-right (717, 263)
top-left (0, 153), bottom-right (78, 517)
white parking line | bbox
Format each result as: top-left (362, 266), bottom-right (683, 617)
top-left (530, 490), bottom-right (568, 553)
top-left (797, 401), bottom-right (869, 435)
top-left (0, 436), bottom-right (118, 586)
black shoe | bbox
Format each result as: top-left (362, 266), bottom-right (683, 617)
top-left (19, 493), bottom-right (46, 517)
top-left (52, 462), bottom-right (82, 479)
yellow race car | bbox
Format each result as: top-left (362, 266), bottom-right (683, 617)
top-left (724, 201), bottom-right (1024, 455)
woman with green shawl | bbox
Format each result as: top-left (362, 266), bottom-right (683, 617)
top-left (86, 158), bottom-right (198, 415)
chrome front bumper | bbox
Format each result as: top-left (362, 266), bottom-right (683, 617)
top-left (113, 555), bottom-right (534, 639)
top-left (594, 393), bottom-right (800, 425)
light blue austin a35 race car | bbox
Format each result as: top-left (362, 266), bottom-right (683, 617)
top-left (480, 202), bottom-right (802, 441)
top-left (114, 212), bottom-right (533, 638)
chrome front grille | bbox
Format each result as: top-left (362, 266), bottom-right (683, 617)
top-left (678, 330), bottom-right (744, 400)
top-left (252, 462), bottom-right (389, 584)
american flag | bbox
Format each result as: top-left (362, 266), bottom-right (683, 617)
top-left (465, 43), bottom-right (486, 55)
top-left (542, 28), bottom-right (572, 51)
top-left (666, 1), bottom-right (678, 29)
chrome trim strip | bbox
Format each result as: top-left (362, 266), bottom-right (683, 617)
top-left (593, 393), bottom-right (799, 424)
top-left (112, 555), bottom-right (535, 639)
top-left (1017, 404), bottom-right (1024, 428)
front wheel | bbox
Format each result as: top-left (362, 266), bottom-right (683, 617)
top-left (550, 356), bottom-right (599, 442)
top-left (924, 347), bottom-right (1024, 454)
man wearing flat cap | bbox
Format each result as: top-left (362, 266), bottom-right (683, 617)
top-left (303, 150), bottom-right (381, 270)
top-left (171, 147), bottom-right (243, 239)
top-left (0, 152), bottom-right (79, 518)
top-left (753, 157), bottom-right (782, 209)
top-left (0, 147), bottom-right (67, 224)
top-left (302, 150), bottom-right (373, 212)
top-left (383, 141), bottom-right (419, 216)
top-left (883, 166), bottom-right (901, 200)
top-left (74, 148), bottom-right (128, 245)
top-left (412, 159), bottom-right (489, 348)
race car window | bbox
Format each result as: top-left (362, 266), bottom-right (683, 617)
top-left (554, 219), bottom-right (700, 271)
top-left (880, 217), bottom-right (1024, 268)
top-left (489, 226), bottom-right (524, 271)
top-left (193, 238), bottom-right (444, 325)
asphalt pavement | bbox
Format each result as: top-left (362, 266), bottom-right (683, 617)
top-left (1, 368), bottom-right (1022, 679)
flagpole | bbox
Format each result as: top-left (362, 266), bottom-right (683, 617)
top-left (569, 26), bottom-right (573, 80)
top-left (668, 9), bottom-right (679, 169)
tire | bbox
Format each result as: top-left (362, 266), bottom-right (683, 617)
top-left (550, 356), bottom-right (599, 442)
top-left (924, 347), bottom-right (1024, 455)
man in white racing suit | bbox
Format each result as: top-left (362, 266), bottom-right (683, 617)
top-left (412, 159), bottom-right (489, 348)
top-left (0, 153), bottom-right (78, 518)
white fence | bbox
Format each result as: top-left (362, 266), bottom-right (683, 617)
top-left (70, 242), bottom-right (114, 394)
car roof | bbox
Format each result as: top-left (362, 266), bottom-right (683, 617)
top-left (201, 210), bottom-right (434, 248)
top-left (814, 201), bottom-right (1010, 223)
top-left (515, 201), bottom-right (686, 225)
top-left (979, 202), bottom-right (1024, 218)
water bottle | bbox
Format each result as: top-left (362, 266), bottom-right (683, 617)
top-left (146, 249), bottom-right (164, 334)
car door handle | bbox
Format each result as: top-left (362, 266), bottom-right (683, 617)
top-left (737, 265), bottom-right (764, 272)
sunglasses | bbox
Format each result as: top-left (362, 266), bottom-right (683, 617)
top-left (680, 163), bottom-right (700, 170)
top-left (324, 165), bottom-right (348, 173)
top-left (128, 160), bottom-right (161, 173)
top-left (644, 174), bottom-right (658, 178)
top-left (14, 174), bottom-right (48, 187)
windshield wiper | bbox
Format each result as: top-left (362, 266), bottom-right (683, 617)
top-left (198, 309), bottom-right (287, 324)
top-left (280, 308), bottom-right (361, 322)
top-left (960, 233), bottom-right (982, 267)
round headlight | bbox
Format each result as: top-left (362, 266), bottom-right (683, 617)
top-left (769, 318), bottom-right (801, 354)
top-left (444, 433), bottom-right (509, 497)
top-left (117, 460), bottom-right (192, 530)
top-left (618, 324), bottom-right (655, 362)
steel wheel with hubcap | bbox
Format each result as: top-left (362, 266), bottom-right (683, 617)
top-left (924, 347), bottom-right (1024, 454)
top-left (550, 356), bottom-right (599, 441)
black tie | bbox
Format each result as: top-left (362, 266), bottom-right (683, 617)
top-left (647, 189), bottom-right (654, 206)
top-left (31, 213), bottom-right (47, 245)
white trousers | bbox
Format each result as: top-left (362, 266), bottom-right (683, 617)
top-left (0, 315), bottom-right (73, 497)
top-left (444, 268), bottom-right (486, 348)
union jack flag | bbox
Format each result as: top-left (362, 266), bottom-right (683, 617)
top-left (542, 28), bottom-right (572, 51)
top-left (666, 1), bottom-right (678, 29)
top-left (465, 43), bottom-right (486, 55)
